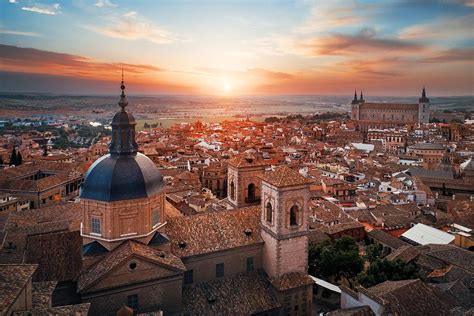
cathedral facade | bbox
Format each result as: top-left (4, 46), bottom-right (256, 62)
top-left (351, 88), bottom-right (430, 131)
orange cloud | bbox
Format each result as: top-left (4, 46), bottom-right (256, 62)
top-left (0, 44), bottom-right (163, 78)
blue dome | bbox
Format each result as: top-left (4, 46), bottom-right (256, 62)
top-left (80, 153), bottom-right (164, 202)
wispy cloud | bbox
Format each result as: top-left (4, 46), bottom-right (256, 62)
top-left (85, 11), bottom-right (182, 44)
top-left (300, 28), bottom-right (423, 56)
top-left (21, 3), bottom-right (61, 15)
top-left (0, 29), bottom-right (41, 37)
top-left (9, 0), bottom-right (18, 4)
top-left (399, 13), bottom-right (474, 41)
top-left (423, 47), bottom-right (474, 63)
top-left (94, 0), bottom-right (117, 8)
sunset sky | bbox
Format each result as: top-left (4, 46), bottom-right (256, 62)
top-left (0, 0), bottom-right (473, 96)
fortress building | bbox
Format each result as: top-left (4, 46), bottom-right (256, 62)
top-left (351, 88), bottom-right (430, 132)
top-left (77, 76), bottom-right (314, 315)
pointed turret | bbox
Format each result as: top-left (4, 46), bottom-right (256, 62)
top-left (351, 90), bottom-right (358, 104)
top-left (419, 86), bottom-right (429, 103)
top-left (359, 90), bottom-right (364, 103)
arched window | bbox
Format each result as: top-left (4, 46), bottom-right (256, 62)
top-left (290, 205), bottom-right (299, 226)
top-left (247, 183), bottom-right (255, 202)
top-left (266, 202), bottom-right (273, 223)
top-left (230, 181), bottom-right (235, 200)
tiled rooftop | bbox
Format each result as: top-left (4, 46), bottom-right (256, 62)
top-left (269, 272), bottom-right (314, 291)
top-left (182, 271), bottom-right (281, 315)
top-left (0, 264), bottom-right (38, 315)
top-left (261, 165), bottom-right (313, 188)
top-left (165, 206), bottom-right (263, 258)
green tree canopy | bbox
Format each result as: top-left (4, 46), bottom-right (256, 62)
top-left (309, 236), bottom-right (363, 280)
top-left (365, 243), bottom-right (382, 263)
top-left (357, 258), bottom-right (423, 288)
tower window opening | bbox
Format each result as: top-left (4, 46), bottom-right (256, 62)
top-left (290, 205), bottom-right (299, 226)
top-left (266, 202), bottom-right (273, 223)
top-left (230, 181), bottom-right (235, 200)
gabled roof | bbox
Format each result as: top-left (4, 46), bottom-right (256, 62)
top-left (261, 165), bottom-right (313, 188)
top-left (77, 240), bottom-right (185, 292)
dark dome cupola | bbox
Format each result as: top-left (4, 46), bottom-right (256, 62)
top-left (80, 74), bottom-right (164, 202)
top-left (80, 73), bottom-right (166, 250)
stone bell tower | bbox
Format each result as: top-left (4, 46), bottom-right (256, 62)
top-left (418, 86), bottom-right (430, 124)
top-left (260, 165), bottom-right (314, 315)
top-left (260, 165), bottom-right (312, 277)
top-left (227, 153), bottom-right (269, 208)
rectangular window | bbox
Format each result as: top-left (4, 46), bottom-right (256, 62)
top-left (127, 294), bottom-right (139, 310)
top-left (216, 263), bottom-right (224, 278)
top-left (247, 257), bottom-right (254, 272)
top-left (184, 270), bottom-right (193, 285)
top-left (91, 217), bottom-right (101, 234)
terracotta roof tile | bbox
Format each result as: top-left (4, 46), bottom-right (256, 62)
top-left (261, 165), bottom-right (313, 188)
top-left (0, 264), bottom-right (38, 314)
top-left (269, 272), bottom-right (314, 291)
top-left (165, 206), bottom-right (263, 258)
top-left (182, 271), bottom-right (281, 315)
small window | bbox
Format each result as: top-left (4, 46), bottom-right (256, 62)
top-left (127, 294), bottom-right (139, 310)
top-left (247, 257), bottom-right (254, 272)
top-left (184, 270), bottom-right (193, 284)
top-left (216, 263), bottom-right (224, 278)
top-left (91, 217), bottom-right (101, 234)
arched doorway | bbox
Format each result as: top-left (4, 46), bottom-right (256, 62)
top-left (247, 183), bottom-right (255, 202)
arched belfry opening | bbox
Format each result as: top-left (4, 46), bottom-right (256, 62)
top-left (266, 202), bottom-right (273, 223)
top-left (289, 205), bottom-right (299, 226)
top-left (230, 181), bottom-right (235, 200)
top-left (247, 183), bottom-right (256, 202)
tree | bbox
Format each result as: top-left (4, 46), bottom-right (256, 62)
top-left (365, 244), bottom-right (382, 263)
top-left (9, 148), bottom-right (17, 166)
top-left (308, 236), bottom-right (364, 280)
top-left (357, 258), bottom-right (423, 288)
top-left (16, 151), bottom-right (22, 165)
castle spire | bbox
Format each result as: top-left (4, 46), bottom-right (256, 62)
top-left (352, 90), bottom-right (358, 104)
top-left (359, 90), bottom-right (364, 103)
top-left (419, 86), bottom-right (429, 103)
